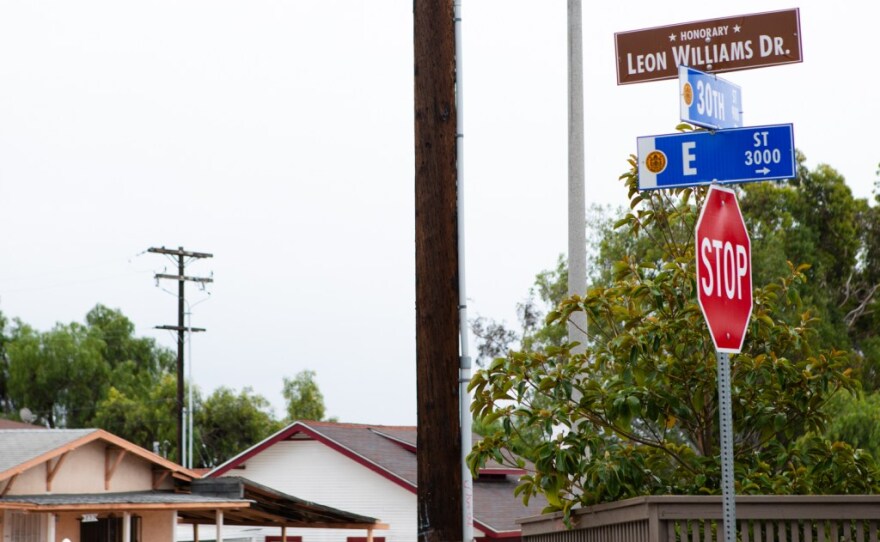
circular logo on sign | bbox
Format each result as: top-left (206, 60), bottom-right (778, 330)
top-left (682, 82), bottom-right (694, 106)
top-left (644, 150), bottom-right (667, 174)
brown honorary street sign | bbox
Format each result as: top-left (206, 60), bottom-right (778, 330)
top-left (615, 8), bottom-right (802, 85)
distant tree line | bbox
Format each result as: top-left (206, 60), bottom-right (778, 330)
top-left (0, 305), bottom-right (332, 467)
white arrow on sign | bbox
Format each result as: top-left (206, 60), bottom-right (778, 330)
top-left (756, 167), bottom-right (770, 175)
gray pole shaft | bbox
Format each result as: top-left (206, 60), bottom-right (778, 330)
top-left (177, 252), bottom-right (185, 466)
top-left (567, 0), bottom-right (587, 349)
top-left (716, 351), bottom-right (737, 542)
top-left (453, 1), bottom-right (474, 540)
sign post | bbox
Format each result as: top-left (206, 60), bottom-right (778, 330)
top-left (695, 185), bottom-right (753, 542)
top-left (620, 7), bottom-right (800, 542)
top-left (716, 350), bottom-right (736, 542)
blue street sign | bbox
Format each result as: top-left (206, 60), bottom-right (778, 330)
top-left (637, 124), bottom-right (795, 190)
top-left (679, 66), bottom-right (743, 130)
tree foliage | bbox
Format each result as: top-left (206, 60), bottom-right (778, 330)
top-left (282, 369), bottom-right (334, 422)
top-left (468, 153), bottom-right (880, 517)
top-left (93, 373), bottom-right (178, 457)
top-left (7, 320), bottom-right (109, 427)
top-left (197, 386), bottom-right (283, 467)
top-left (739, 158), bottom-right (879, 371)
top-left (0, 304), bottom-right (329, 468)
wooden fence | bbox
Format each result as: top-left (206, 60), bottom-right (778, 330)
top-left (519, 496), bottom-right (880, 542)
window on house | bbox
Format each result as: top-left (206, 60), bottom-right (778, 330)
top-left (9, 512), bottom-right (43, 542)
top-left (346, 537), bottom-right (386, 542)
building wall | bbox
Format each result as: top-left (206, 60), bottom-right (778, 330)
top-left (56, 512), bottom-right (80, 542)
top-left (141, 510), bottom-right (176, 542)
top-left (8, 441), bottom-right (157, 495)
top-left (53, 510), bottom-right (175, 542)
top-left (218, 440), bottom-right (416, 542)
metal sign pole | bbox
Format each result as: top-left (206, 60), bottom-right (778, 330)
top-left (716, 351), bottom-right (736, 542)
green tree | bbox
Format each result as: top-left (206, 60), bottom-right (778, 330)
top-left (2, 304), bottom-right (288, 467)
top-left (282, 370), bottom-right (333, 422)
top-left (0, 311), bottom-right (13, 417)
top-left (739, 158), bottom-right (880, 389)
top-left (471, 255), bottom-right (571, 367)
top-left (93, 373), bottom-right (179, 457)
top-left (85, 305), bottom-right (180, 442)
top-left (468, 155), bottom-right (879, 517)
top-left (86, 304), bottom-right (175, 378)
top-left (196, 386), bottom-right (282, 467)
top-left (7, 321), bottom-right (109, 427)
top-left (824, 390), bottom-right (880, 459)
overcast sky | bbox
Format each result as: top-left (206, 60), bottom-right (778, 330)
top-left (1, 1), bottom-right (876, 426)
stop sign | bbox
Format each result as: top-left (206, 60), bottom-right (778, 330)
top-left (695, 185), bottom-right (753, 353)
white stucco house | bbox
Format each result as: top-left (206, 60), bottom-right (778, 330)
top-left (205, 421), bottom-right (547, 542)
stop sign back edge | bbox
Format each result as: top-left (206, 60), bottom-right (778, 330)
top-left (695, 185), bottom-right (753, 353)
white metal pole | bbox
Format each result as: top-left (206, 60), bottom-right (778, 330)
top-left (187, 309), bottom-right (194, 469)
top-left (454, 1), bottom-right (474, 540)
top-left (567, 0), bottom-right (588, 349)
top-left (181, 405), bottom-right (188, 468)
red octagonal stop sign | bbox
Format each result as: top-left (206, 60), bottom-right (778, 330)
top-left (695, 185), bottom-right (753, 353)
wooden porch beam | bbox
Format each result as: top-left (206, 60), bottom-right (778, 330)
top-left (46, 452), bottom-right (69, 492)
top-left (105, 448), bottom-right (128, 490)
top-left (152, 469), bottom-right (171, 490)
top-left (1, 473), bottom-right (18, 497)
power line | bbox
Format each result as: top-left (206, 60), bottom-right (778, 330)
top-left (149, 246), bottom-right (212, 468)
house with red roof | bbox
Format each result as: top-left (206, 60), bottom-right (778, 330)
top-left (207, 421), bottom-right (547, 542)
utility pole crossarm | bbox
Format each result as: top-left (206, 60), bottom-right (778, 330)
top-left (147, 247), bottom-right (214, 259)
top-left (154, 274), bottom-right (214, 283)
top-left (155, 325), bottom-right (206, 333)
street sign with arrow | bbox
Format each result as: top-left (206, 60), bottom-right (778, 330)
top-left (637, 123), bottom-right (795, 190)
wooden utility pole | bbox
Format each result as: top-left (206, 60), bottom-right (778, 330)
top-left (414, 1), bottom-right (463, 541)
top-left (149, 246), bottom-right (213, 466)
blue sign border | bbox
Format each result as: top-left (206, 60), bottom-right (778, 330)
top-left (637, 124), bottom-right (796, 190)
top-left (679, 66), bottom-right (743, 130)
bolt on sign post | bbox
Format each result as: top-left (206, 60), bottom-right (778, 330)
top-left (695, 184), bottom-right (753, 542)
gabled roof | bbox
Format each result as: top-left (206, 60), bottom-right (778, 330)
top-left (0, 429), bottom-right (386, 531)
top-left (209, 421), bottom-right (547, 537)
top-left (0, 419), bottom-right (42, 430)
top-left (0, 428), bottom-right (197, 483)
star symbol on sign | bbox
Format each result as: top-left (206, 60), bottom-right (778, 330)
top-left (669, 33), bottom-right (676, 41)
top-left (733, 24), bottom-right (741, 33)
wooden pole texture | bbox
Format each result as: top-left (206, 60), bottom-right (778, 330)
top-left (414, 0), bottom-right (463, 541)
